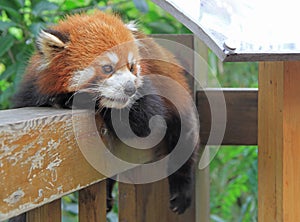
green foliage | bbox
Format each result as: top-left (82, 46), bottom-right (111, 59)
top-left (62, 192), bottom-right (79, 222)
top-left (210, 146), bottom-right (258, 222)
top-left (208, 50), bottom-right (258, 88)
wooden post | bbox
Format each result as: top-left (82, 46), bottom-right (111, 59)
top-left (26, 199), bottom-right (61, 222)
top-left (258, 61), bottom-right (300, 221)
top-left (79, 181), bottom-right (107, 222)
top-left (194, 36), bottom-right (210, 222)
top-left (119, 180), bottom-right (195, 222)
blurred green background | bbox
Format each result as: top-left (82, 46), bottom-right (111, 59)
top-left (0, 0), bottom-right (258, 221)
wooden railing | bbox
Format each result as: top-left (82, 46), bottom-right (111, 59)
top-left (0, 88), bottom-right (258, 222)
top-left (0, 35), bottom-right (259, 222)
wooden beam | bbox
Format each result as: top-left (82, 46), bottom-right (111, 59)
top-left (258, 61), bottom-right (300, 221)
top-left (0, 107), bottom-right (156, 221)
top-left (0, 108), bottom-right (106, 221)
top-left (197, 88), bottom-right (258, 145)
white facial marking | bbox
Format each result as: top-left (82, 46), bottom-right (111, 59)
top-left (106, 52), bottom-right (119, 65)
top-left (128, 52), bottom-right (135, 64)
top-left (68, 67), bottom-right (95, 90)
top-left (136, 64), bottom-right (141, 76)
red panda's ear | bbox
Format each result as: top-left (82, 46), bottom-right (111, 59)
top-left (36, 29), bottom-right (69, 58)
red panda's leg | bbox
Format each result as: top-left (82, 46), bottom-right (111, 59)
top-left (168, 152), bottom-right (198, 214)
top-left (106, 178), bottom-right (116, 212)
top-left (166, 111), bottom-right (199, 214)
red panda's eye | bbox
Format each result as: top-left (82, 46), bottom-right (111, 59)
top-left (130, 64), bottom-right (135, 73)
top-left (102, 65), bottom-right (114, 74)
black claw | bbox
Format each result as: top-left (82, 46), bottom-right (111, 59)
top-left (169, 188), bottom-right (192, 214)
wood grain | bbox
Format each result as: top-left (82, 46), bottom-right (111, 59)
top-left (119, 179), bottom-right (195, 222)
top-left (282, 62), bottom-right (300, 221)
top-left (258, 62), bottom-right (284, 222)
top-left (197, 88), bottom-right (258, 145)
top-left (26, 199), bottom-right (61, 222)
top-left (258, 61), bottom-right (300, 221)
top-left (0, 108), bottom-right (106, 221)
top-left (79, 181), bottom-right (106, 222)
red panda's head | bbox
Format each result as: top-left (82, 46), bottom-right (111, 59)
top-left (34, 11), bottom-right (142, 109)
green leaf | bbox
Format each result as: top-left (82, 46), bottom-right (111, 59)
top-left (29, 22), bottom-right (45, 36)
top-left (0, 8), bottom-right (22, 22)
top-left (0, 65), bottom-right (16, 81)
top-left (0, 0), bottom-right (23, 21)
top-left (61, 0), bottom-right (91, 10)
top-left (0, 80), bottom-right (9, 91)
top-left (12, 0), bottom-right (25, 8)
top-left (0, 84), bottom-right (14, 109)
top-left (0, 0), bottom-right (18, 9)
top-left (32, 1), bottom-right (59, 17)
top-left (133, 0), bottom-right (149, 13)
top-left (0, 34), bottom-right (15, 57)
top-left (0, 21), bottom-right (17, 32)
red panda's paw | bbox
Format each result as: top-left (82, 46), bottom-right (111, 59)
top-left (106, 196), bottom-right (114, 213)
top-left (169, 182), bottom-right (192, 214)
top-left (169, 189), bottom-right (192, 214)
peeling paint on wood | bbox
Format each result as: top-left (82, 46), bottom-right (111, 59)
top-left (0, 108), bottom-right (107, 221)
top-left (3, 189), bottom-right (25, 205)
top-left (0, 107), bottom-right (157, 220)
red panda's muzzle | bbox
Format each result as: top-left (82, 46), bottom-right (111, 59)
top-left (123, 80), bottom-right (136, 96)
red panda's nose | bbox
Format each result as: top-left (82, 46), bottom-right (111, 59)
top-left (124, 80), bottom-right (136, 96)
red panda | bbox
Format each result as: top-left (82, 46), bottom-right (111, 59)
top-left (13, 11), bottom-right (199, 214)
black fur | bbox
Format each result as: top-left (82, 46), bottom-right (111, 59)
top-left (12, 76), bottom-right (72, 109)
top-left (100, 78), bottom-right (197, 214)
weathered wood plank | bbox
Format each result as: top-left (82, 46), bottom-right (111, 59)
top-left (258, 61), bottom-right (300, 222)
top-left (118, 182), bottom-right (138, 222)
top-left (26, 199), bottom-right (61, 222)
top-left (0, 108), bottom-right (106, 221)
top-left (79, 181), bottom-right (106, 222)
top-left (0, 107), bottom-right (157, 221)
top-left (197, 88), bottom-right (258, 145)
